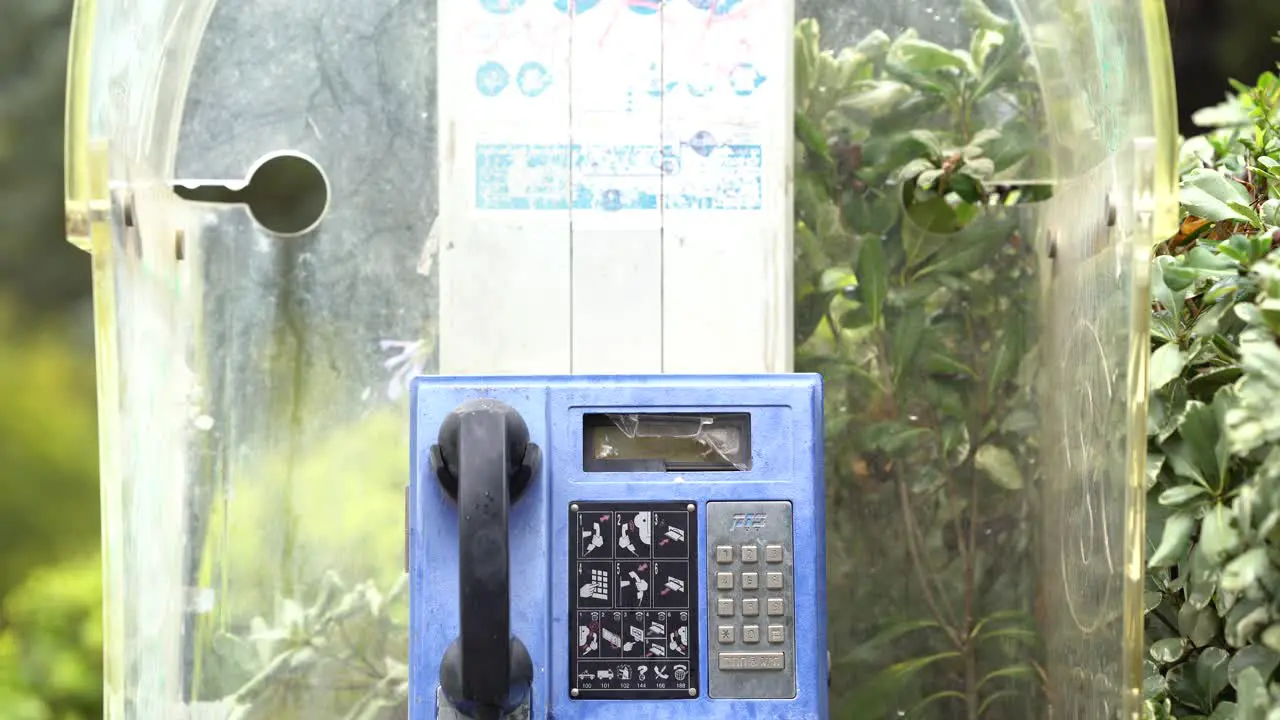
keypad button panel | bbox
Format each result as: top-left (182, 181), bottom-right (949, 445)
top-left (705, 501), bottom-right (796, 699)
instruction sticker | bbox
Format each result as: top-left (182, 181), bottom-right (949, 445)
top-left (453, 0), bottom-right (779, 214)
top-left (475, 143), bottom-right (763, 211)
top-left (569, 501), bottom-right (699, 700)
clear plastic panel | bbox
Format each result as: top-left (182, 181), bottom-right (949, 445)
top-left (69, 0), bottom-right (1174, 717)
top-left (800, 0), bottom-right (1167, 718)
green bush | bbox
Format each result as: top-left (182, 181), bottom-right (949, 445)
top-left (0, 298), bottom-right (101, 720)
top-left (794, 8), bottom-right (1051, 718)
top-left (0, 554), bottom-right (103, 720)
top-left (1142, 37), bottom-right (1280, 719)
top-left (0, 300), bottom-right (99, 597)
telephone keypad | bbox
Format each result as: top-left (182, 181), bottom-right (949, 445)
top-left (705, 501), bottom-right (797, 699)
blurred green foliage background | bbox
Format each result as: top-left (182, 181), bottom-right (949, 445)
top-left (0, 0), bottom-right (1277, 718)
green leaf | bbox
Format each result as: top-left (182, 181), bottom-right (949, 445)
top-left (960, 0), bottom-right (1011, 32)
top-left (1198, 504), bottom-right (1242, 566)
top-left (1221, 547), bottom-right (1277, 593)
top-left (940, 419), bottom-right (971, 467)
top-left (1157, 484), bottom-right (1208, 506)
top-left (905, 129), bottom-right (945, 158)
top-left (1153, 256), bottom-right (1187, 318)
top-left (1163, 262), bottom-right (1202, 293)
top-left (1263, 625), bottom-right (1280, 652)
top-left (851, 29), bottom-right (893, 60)
top-left (1228, 645), bottom-right (1280, 690)
top-left (890, 38), bottom-right (973, 75)
top-left (1198, 647), bottom-right (1232, 702)
top-left (1225, 597), bottom-right (1271, 648)
top-left (794, 21), bottom-right (824, 106)
top-left (1229, 201), bottom-right (1265, 228)
top-left (1149, 512), bottom-right (1196, 568)
top-left (794, 111), bottom-right (831, 158)
top-left (856, 236), bottom-right (889, 328)
top-left (1178, 600), bottom-right (1223, 648)
top-left (1163, 400), bottom-right (1221, 489)
top-left (902, 196), bottom-right (957, 266)
top-left (1235, 667), bottom-right (1273, 720)
top-left (818, 267), bottom-right (858, 293)
top-left (1262, 198), bottom-right (1280, 226)
top-left (795, 290), bottom-right (836, 344)
top-left (839, 618), bottom-right (942, 664)
top-left (1186, 245), bottom-right (1240, 274)
top-left (1190, 299), bottom-right (1234, 340)
top-left (1180, 168), bottom-right (1254, 222)
top-left (917, 168), bottom-right (945, 189)
top-left (1147, 453), bottom-right (1166, 490)
top-left (1149, 343), bottom-right (1189, 392)
top-left (837, 80), bottom-right (915, 121)
top-left (974, 444), bottom-right (1023, 490)
top-left (898, 157), bottom-right (936, 183)
top-left (844, 189), bottom-right (900, 235)
top-left (1184, 547), bottom-right (1218, 609)
top-left (1202, 701), bottom-right (1238, 720)
top-left (889, 307), bottom-right (927, 384)
top-left (903, 690), bottom-right (968, 717)
top-left (1151, 636), bottom-right (1190, 663)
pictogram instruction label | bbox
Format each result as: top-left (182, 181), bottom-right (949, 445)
top-left (569, 501), bottom-right (700, 699)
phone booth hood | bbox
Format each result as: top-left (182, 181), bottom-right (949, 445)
top-left (65, 0), bottom-right (1178, 717)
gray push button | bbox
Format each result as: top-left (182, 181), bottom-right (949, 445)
top-left (717, 598), bottom-right (735, 616)
top-left (741, 572), bottom-right (759, 590)
top-left (768, 625), bottom-right (785, 644)
top-left (740, 545), bottom-right (758, 563)
top-left (716, 546), bottom-right (734, 564)
top-left (742, 598), bottom-right (759, 616)
top-left (765, 545), bottom-right (784, 563)
top-left (719, 652), bottom-right (785, 671)
top-left (718, 626), bottom-right (736, 643)
top-left (742, 625), bottom-right (760, 643)
top-left (766, 571), bottom-right (784, 590)
top-left (717, 572), bottom-right (734, 590)
top-left (767, 598), bottom-right (785, 616)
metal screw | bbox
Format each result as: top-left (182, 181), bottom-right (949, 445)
top-left (570, 689), bottom-right (579, 697)
top-left (687, 504), bottom-right (696, 512)
top-left (688, 688), bottom-right (697, 697)
top-left (571, 504), bottom-right (579, 513)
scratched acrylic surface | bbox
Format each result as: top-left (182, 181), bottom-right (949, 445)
top-left (796, 0), bottom-right (1163, 718)
top-left (79, 0), bottom-right (1169, 716)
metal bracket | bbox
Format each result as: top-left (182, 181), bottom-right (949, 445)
top-left (436, 687), bottom-right (531, 720)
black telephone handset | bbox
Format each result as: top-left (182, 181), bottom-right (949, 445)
top-left (431, 399), bottom-right (540, 720)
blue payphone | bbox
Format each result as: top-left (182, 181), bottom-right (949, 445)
top-left (407, 375), bottom-right (828, 719)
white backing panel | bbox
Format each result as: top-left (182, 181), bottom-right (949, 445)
top-left (439, 0), bottom-right (792, 375)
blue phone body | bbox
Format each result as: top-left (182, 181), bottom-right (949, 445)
top-left (408, 374), bottom-right (827, 720)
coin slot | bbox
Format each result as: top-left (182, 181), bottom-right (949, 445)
top-left (172, 151), bottom-right (330, 236)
